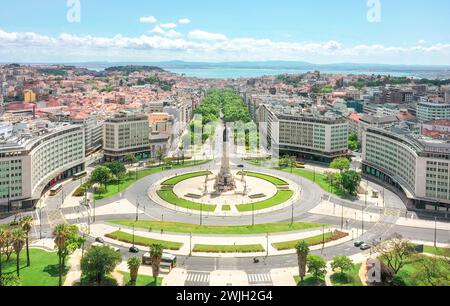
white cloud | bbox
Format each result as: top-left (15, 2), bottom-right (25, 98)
top-left (150, 26), bottom-right (182, 38)
top-left (188, 30), bottom-right (228, 41)
top-left (418, 40), bottom-right (427, 45)
top-left (160, 23), bottom-right (177, 29)
top-left (179, 18), bottom-right (191, 25)
top-left (0, 28), bottom-right (449, 65)
top-left (139, 16), bottom-right (157, 24)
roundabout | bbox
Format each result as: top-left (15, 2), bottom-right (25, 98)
top-left (149, 169), bottom-right (299, 216)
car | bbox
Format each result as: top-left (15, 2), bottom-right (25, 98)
top-left (354, 241), bottom-right (364, 247)
top-left (95, 237), bottom-right (105, 244)
top-left (129, 246), bottom-right (140, 253)
top-left (360, 244), bottom-right (371, 251)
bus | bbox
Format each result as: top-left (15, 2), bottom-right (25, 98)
top-left (142, 252), bottom-right (177, 271)
top-left (72, 171), bottom-right (87, 181)
top-left (49, 184), bottom-right (63, 196)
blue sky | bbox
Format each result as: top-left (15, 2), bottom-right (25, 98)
top-left (0, 0), bottom-right (449, 64)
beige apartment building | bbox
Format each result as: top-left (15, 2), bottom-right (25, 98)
top-left (103, 112), bottom-right (151, 162)
top-left (258, 105), bottom-right (349, 163)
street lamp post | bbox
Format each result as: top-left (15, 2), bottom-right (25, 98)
top-left (189, 232), bottom-right (192, 257)
top-left (135, 198), bottom-right (139, 222)
top-left (341, 205), bottom-right (344, 230)
top-left (39, 205), bottom-right (42, 240)
top-left (61, 187), bottom-right (65, 209)
top-left (434, 217), bottom-right (437, 248)
top-left (132, 224), bottom-right (136, 248)
top-left (322, 225), bottom-right (325, 248)
top-left (92, 187), bottom-right (96, 223)
top-left (266, 233), bottom-right (269, 258)
top-left (200, 203), bottom-right (203, 226)
top-left (252, 202), bottom-right (255, 226)
top-left (361, 204), bottom-right (364, 234)
top-left (291, 200), bottom-right (294, 225)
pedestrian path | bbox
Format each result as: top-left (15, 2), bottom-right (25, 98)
top-left (185, 272), bottom-right (211, 286)
top-left (248, 273), bottom-right (272, 286)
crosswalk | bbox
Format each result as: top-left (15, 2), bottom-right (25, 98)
top-left (384, 208), bottom-right (402, 217)
top-left (185, 272), bottom-right (210, 286)
top-left (248, 273), bottom-right (273, 285)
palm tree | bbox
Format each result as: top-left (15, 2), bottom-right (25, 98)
top-left (12, 228), bottom-right (26, 278)
top-left (149, 244), bottom-right (163, 284)
top-left (19, 216), bottom-right (33, 267)
top-left (53, 224), bottom-right (71, 286)
top-left (295, 240), bottom-right (310, 283)
top-left (127, 256), bottom-right (141, 286)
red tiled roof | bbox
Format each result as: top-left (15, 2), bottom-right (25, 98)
top-left (349, 113), bottom-right (363, 121)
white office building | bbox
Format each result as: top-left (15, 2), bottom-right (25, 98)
top-left (0, 123), bottom-right (85, 211)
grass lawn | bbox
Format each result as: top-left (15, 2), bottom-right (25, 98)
top-left (193, 244), bottom-right (265, 253)
top-left (294, 275), bottom-right (325, 286)
top-left (238, 171), bottom-right (288, 185)
top-left (120, 272), bottom-right (162, 286)
top-left (272, 232), bottom-right (334, 251)
top-left (93, 160), bottom-right (211, 200)
top-left (161, 171), bottom-right (212, 186)
top-left (330, 264), bottom-right (363, 286)
top-left (105, 231), bottom-right (183, 250)
top-left (157, 190), bottom-right (217, 212)
top-left (1, 248), bottom-right (69, 286)
top-left (236, 190), bottom-right (294, 212)
top-left (246, 160), bottom-right (345, 197)
top-left (222, 205), bottom-right (231, 211)
top-left (109, 220), bottom-right (325, 235)
top-left (423, 245), bottom-right (450, 256)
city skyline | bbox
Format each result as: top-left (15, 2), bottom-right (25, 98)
top-left (0, 0), bottom-right (450, 64)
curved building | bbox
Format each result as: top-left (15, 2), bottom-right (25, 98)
top-left (362, 127), bottom-right (450, 211)
top-left (0, 124), bottom-right (85, 211)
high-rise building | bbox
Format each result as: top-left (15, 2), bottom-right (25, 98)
top-left (362, 127), bottom-right (450, 211)
top-left (23, 89), bottom-right (36, 103)
top-left (0, 124), bottom-right (85, 211)
top-left (103, 112), bottom-right (151, 162)
top-left (417, 102), bottom-right (450, 123)
top-left (258, 105), bottom-right (349, 163)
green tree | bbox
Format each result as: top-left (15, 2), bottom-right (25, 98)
top-left (331, 256), bottom-right (354, 276)
top-left (330, 157), bottom-right (351, 172)
top-left (348, 133), bottom-right (361, 151)
top-left (374, 235), bottom-right (413, 275)
top-left (90, 166), bottom-right (112, 190)
top-left (341, 170), bottom-right (361, 196)
top-left (81, 245), bottom-right (122, 285)
top-left (11, 228), bottom-right (26, 277)
top-left (105, 161), bottom-right (126, 178)
top-left (412, 256), bottom-right (450, 286)
top-left (126, 154), bottom-right (137, 165)
top-left (53, 224), bottom-right (83, 286)
top-left (19, 216), bottom-right (33, 267)
top-left (1, 229), bottom-right (13, 262)
top-left (295, 241), bottom-right (310, 282)
top-left (150, 244), bottom-right (163, 284)
top-left (127, 256), bottom-right (141, 286)
top-left (307, 254), bottom-right (327, 279)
